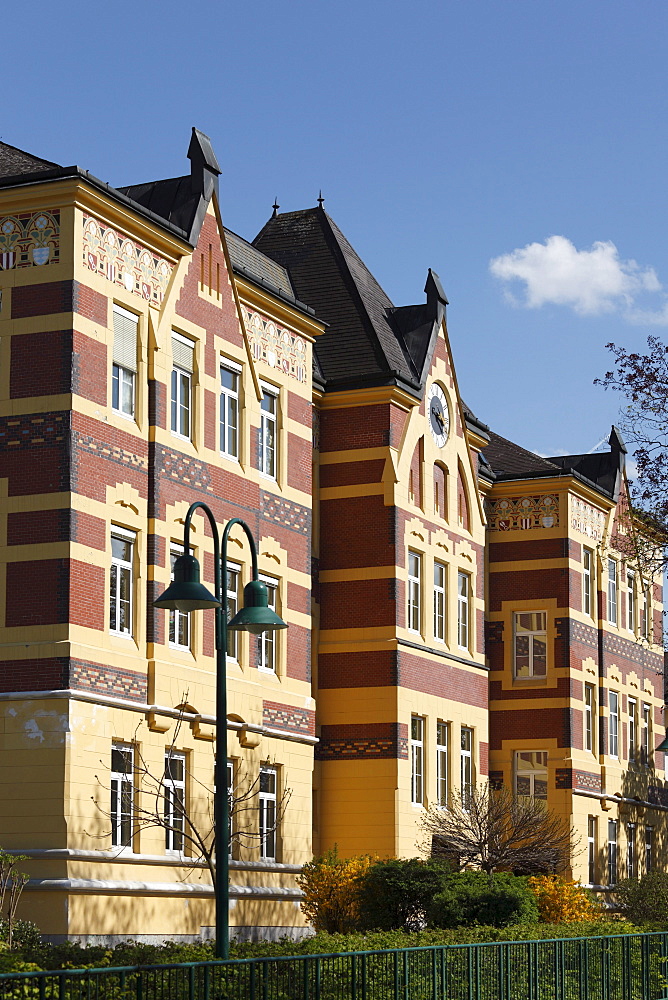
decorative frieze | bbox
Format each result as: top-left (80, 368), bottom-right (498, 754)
top-left (82, 214), bottom-right (172, 304)
top-left (245, 307), bottom-right (308, 384)
top-left (0, 211), bottom-right (60, 269)
top-left (487, 495), bottom-right (559, 531)
top-left (570, 497), bottom-right (606, 543)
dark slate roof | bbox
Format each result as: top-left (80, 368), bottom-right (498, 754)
top-left (484, 431), bottom-right (562, 478)
top-left (118, 175), bottom-right (200, 236)
top-left (0, 141), bottom-right (59, 178)
top-left (545, 429), bottom-right (626, 499)
top-left (224, 228), bottom-right (294, 296)
top-left (253, 207), bottom-right (441, 395)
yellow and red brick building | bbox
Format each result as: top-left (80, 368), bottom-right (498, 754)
top-left (0, 130), bottom-right (664, 941)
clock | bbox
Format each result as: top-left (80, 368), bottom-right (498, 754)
top-left (427, 383), bottom-right (450, 447)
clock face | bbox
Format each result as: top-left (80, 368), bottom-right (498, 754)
top-left (427, 383), bottom-right (450, 447)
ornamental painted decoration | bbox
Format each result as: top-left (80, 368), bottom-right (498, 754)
top-left (0, 211), bottom-right (60, 270)
top-left (487, 495), bottom-right (560, 531)
top-left (82, 215), bottom-right (172, 304)
top-left (245, 308), bottom-right (308, 383)
top-left (570, 496), bottom-right (606, 542)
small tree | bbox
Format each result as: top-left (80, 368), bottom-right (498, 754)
top-left (358, 857), bottom-right (452, 931)
top-left (616, 871), bottom-right (668, 924)
top-left (421, 785), bottom-right (577, 877)
top-left (528, 875), bottom-right (600, 923)
top-left (0, 850), bottom-right (29, 948)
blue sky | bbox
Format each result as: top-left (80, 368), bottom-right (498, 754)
top-left (6, 0), bottom-right (668, 459)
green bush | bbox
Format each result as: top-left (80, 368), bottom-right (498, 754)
top-left (358, 857), bottom-right (451, 931)
top-left (428, 872), bottom-right (539, 928)
top-left (617, 871), bottom-right (668, 924)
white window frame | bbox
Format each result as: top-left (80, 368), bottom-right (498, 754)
top-left (226, 562), bottom-right (241, 662)
top-left (436, 721), bottom-right (449, 808)
top-left (642, 588), bottom-right (650, 640)
top-left (627, 570), bottom-right (636, 633)
top-left (227, 759), bottom-right (234, 859)
top-left (220, 360), bottom-right (241, 461)
top-left (110, 527), bottom-right (135, 637)
top-left (111, 743), bottom-right (134, 849)
top-left (411, 716), bottom-right (425, 806)
top-left (609, 691), bottom-right (619, 759)
top-left (259, 766), bottom-right (278, 861)
top-left (608, 558), bottom-right (618, 625)
top-left (585, 684), bottom-right (595, 754)
top-left (627, 823), bottom-right (636, 880)
top-left (457, 572), bottom-right (469, 650)
top-left (583, 547), bottom-right (593, 617)
top-left (645, 825), bottom-right (654, 872)
top-left (514, 751), bottom-right (548, 801)
top-left (407, 552), bottom-right (422, 634)
top-left (588, 816), bottom-right (597, 885)
top-left (433, 561), bottom-right (446, 643)
top-left (259, 384), bottom-right (278, 479)
top-left (112, 305), bottom-right (137, 419)
top-left (164, 751), bottom-right (186, 854)
top-left (169, 544), bottom-right (190, 650)
top-left (258, 575), bottom-right (278, 672)
top-left (513, 611), bottom-right (547, 678)
top-left (171, 332), bottom-right (194, 441)
top-left (608, 819), bottom-right (618, 886)
top-left (642, 703), bottom-right (652, 767)
top-left (460, 727), bottom-right (473, 807)
top-left (628, 697), bottom-right (637, 762)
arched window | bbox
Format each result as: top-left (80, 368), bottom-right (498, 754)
top-left (457, 462), bottom-right (470, 531)
top-left (408, 438), bottom-right (424, 507)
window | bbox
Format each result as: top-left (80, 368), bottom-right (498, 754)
top-left (110, 529), bottom-right (134, 636)
top-left (457, 573), bottom-right (469, 649)
top-left (436, 722), bottom-right (449, 808)
top-left (515, 751), bottom-right (548, 800)
top-left (588, 816), bottom-right (597, 885)
top-left (411, 716), bottom-right (424, 805)
top-left (627, 824), bottom-right (636, 880)
top-left (111, 744), bottom-right (133, 848)
top-left (460, 727), bottom-right (473, 807)
top-left (585, 684), bottom-right (596, 753)
top-left (433, 562), bottom-right (446, 642)
top-left (641, 589), bottom-right (650, 640)
top-left (608, 819), bottom-right (618, 886)
top-left (258, 576), bottom-right (278, 672)
top-left (642, 704), bottom-right (652, 766)
top-left (582, 548), bottom-right (594, 617)
top-left (171, 333), bottom-right (194, 439)
top-left (259, 766), bottom-right (277, 860)
top-left (628, 697), bottom-right (637, 762)
top-left (407, 552), bottom-right (422, 633)
top-left (645, 826), bottom-right (654, 872)
top-left (112, 306), bottom-right (138, 418)
top-left (607, 559), bottom-right (618, 625)
top-left (169, 545), bottom-right (190, 649)
top-left (609, 691), bottom-right (619, 758)
top-left (627, 570), bottom-right (636, 633)
top-left (220, 363), bottom-right (240, 460)
top-left (514, 612), bottom-right (547, 678)
top-left (226, 563), bottom-right (240, 661)
top-left (227, 760), bottom-right (234, 859)
top-left (259, 386), bottom-right (277, 478)
top-left (164, 752), bottom-right (185, 853)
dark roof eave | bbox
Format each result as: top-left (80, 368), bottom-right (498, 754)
top-left (321, 369), bottom-right (423, 398)
top-left (230, 262), bottom-right (322, 322)
top-left (493, 466), bottom-right (615, 499)
top-left (0, 165), bottom-right (194, 247)
top-left (465, 413), bottom-right (491, 440)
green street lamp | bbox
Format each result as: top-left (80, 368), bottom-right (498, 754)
top-left (655, 734), bottom-right (668, 753)
top-left (153, 501), bottom-right (288, 960)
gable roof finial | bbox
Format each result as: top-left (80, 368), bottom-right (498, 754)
top-left (272, 198), bottom-right (280, 218)
top-left (317, 190), bottom-right (325, 209)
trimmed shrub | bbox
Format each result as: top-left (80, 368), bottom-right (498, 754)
top-left (528, 875), bottom-right (600, 923)
top-left (428, 872), bottom-right (539, 928)
top-left (296, 847), bottom-right (374, 933)
top-left (617, 871), bottom-right (668, 924)
top-left (358, 857), bottom-right (452, 930)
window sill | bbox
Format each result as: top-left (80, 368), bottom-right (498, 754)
top-left (112, 409), bottom-right (136, 423)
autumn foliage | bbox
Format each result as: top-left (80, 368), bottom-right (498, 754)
top-left (297, 848), bottom-right (374, 933)
top-left (528, 875), bottom-right (600, 923)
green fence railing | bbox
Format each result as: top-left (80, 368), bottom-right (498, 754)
top-left (1, 931), bottom-right (668, 1000)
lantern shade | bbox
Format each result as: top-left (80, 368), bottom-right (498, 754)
top-left (228, 579), bottom-right (289, 635)
top-left (656, 734), bottom-right (668, 753)
top-left (153, 554), bottom-right (220, 612)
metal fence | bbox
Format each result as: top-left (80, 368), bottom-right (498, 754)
top-left (1, 931), bottom-right (668, 1000)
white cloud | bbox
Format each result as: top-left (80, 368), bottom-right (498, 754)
top-left (490, 235), bottom-right (662, 318)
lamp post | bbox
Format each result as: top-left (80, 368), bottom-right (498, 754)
top-left (153, 501), bottom-right (288, 960)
